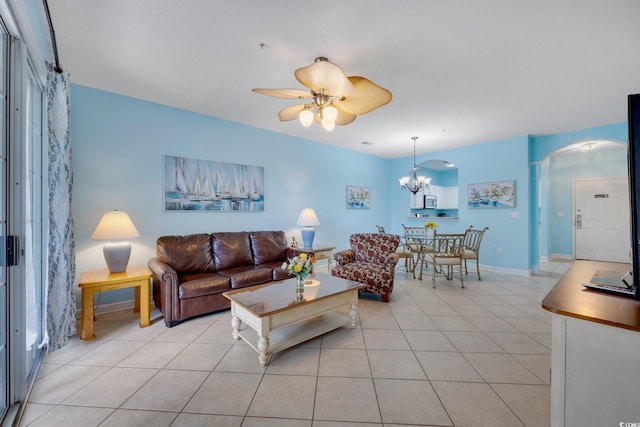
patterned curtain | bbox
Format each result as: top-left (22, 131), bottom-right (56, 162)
top-left (45, 62), bottom-right (76, 351)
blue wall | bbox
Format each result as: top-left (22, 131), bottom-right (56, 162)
top-left (530, 123), bottom-right (627, 162)
top-left (388, 136), bottom-right (531, 272)
top-left (70, 84), bottom-right (629, 305)
top-left (72, 85), bottom-right (392, 305)
top-left (529, 125), bottom-right (628, 261)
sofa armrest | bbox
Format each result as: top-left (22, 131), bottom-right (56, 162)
top-left (148, 258), bottom-right (180, 326)
top-left (333, 249), bottom-right (355, 267)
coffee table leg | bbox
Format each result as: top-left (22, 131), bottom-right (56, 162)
top-left (258, 335), bottom-right (270, 366)
top-left (349, 302), bottom-right (358, 328)
top-left (231, 315), bottom-right (241, 340)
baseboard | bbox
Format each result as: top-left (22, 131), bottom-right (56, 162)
top-left (480, 264), bottom-right (531, 277)
top-left (76, 299), bottom-right (136, 319)
top-left (548, 253), bottom-right (573, 261)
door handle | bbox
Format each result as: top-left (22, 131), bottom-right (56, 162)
top-left (576, 214), bottom-right (582, 229)
top-left (7, 235), bottom-right (18, 266)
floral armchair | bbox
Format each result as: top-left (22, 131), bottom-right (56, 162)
top-left (331, 233), bottom-right (401, 302)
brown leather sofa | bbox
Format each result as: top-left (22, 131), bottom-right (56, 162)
top-left (148, 230), bottom-right (298, 327)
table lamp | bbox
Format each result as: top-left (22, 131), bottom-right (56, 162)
top-left (91, 210), bottom-right (140, 273)
top-left (296, 208), bottom-right (320, 249)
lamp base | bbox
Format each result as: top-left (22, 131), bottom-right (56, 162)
top-left (103, 242), bottom-right (132, 273)
top-left (300, 227), bottom-right (315, 250)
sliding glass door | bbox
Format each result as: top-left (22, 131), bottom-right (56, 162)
top-left (23, 54), bottom-right (45, 384)
top-left (0, 14), bottom-right (47, 423)
top-left (0, 19), bottom-right (8, 418)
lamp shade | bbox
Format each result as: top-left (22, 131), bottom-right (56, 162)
top-left (91, 211), bottom-right (140, 240)
top-left (296, 208), bottom-right (320, 226)
top-left (91, 211), bottom-right (140, 273)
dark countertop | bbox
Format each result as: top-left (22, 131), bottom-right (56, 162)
top-left (541, 260), bottom-right (640, 332)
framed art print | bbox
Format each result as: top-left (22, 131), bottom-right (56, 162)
top-left (468, 180), bottom-right (515, 208)
top-left (164, 155), bottom-right (264, 211)
top-left (346, 185), bottom-right (370, 209)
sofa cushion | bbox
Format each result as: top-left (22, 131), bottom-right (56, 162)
top-left (250, 231), bottom-right (289, 265)
top-left (257, 261), bottom-right (291, 281)
top-left (212, 232), bottom-right (253, 270)
top-left (216, 265), bottom-right (273, 289)
top-left (179, 273), bottom-right (231, 299)
top-left (157, 233), bottom-right (215, 274)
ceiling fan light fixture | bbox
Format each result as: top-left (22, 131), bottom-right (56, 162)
top-left (321, 117), bottom-right (336, 132)
top-left (323, 104), bottom-right (338, 122)
top-left (252, 57), bottom-right (391, 132)
top-left (299, 108), bottom-right (314, 127)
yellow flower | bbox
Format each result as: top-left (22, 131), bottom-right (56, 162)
top-left (293, 264), bottom-right (302, 273)
top-left (425, 221), bottom-right (437, 229)
top-left (299, 253), bottom-right (308, 259)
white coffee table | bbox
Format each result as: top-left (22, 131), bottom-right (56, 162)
top-left (222, 273), bottom-right (365, 366)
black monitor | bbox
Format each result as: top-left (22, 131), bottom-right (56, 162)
top-left (627, 94), bottom-right (640, 300)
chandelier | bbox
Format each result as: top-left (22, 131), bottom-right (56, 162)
top-left (399, 137), bottom-right (431, 194)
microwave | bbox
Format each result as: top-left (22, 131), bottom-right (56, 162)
top-left (424, 194), bottom-right (437, 208)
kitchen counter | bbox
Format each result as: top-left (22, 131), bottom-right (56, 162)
top-left (541, 260), bottom-right (640, 426)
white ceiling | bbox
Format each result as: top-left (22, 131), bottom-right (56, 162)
top-left (47, 0), bottom-right (640, 159)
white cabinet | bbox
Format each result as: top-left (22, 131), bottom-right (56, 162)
top-left (444, 186), bottom-right (458, 209)
top-left (408, 185), bottom-right (458, 210)
top-left (429, 185), bottom-right (457, 209)
top-left (409, 191), bottom-right (422, 208)
top-left (433, 186), bottom-right (445, 208)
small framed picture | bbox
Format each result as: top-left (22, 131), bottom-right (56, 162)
top-left (346, 185), bottom-right (371, 209)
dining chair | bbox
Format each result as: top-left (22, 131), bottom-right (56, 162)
top-left (402, 224), bottom-right (434, 279)
top-left (376, 225), bottom-right (414, 272)
top-left (427, 232), bottom-right (465, 288)
top-left (461, 226), bottom-right (489, 280)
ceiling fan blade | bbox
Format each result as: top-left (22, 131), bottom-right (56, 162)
top-left (295, 58), bottom-right (355, 98)
top-left (278, 104), bottom-right (308, 121)
top-left (334, 104), bottom-right (357, 125)
top-left (338, 76), bottom-right (392, 115)
top-left (252, 88), bottom-right (312, 99)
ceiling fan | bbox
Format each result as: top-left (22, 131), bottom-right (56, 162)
top-left (252, 57), bottom-right (392, 132)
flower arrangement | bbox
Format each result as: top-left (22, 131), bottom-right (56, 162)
top-left (282, 252), bottom-right (313, 278)
top-left (282, 253), bottom-right (314, 296)
top-left (425, 221), bottom-right (437, 229)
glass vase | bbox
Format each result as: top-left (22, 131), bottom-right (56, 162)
top-left (295, 275), bottom-right (305, 299)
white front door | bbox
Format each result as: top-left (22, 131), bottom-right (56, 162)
top-left (575, 177), bottom-right (630, 263)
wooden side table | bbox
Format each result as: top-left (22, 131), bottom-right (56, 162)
top-left (78, 265), bottom-right (152, 340)
top-left (291, 245), bottom-right (336, 269)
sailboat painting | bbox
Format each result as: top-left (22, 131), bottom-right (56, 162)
top-left (346, 185), bottom-right (371, 209)
top-left (164, 155), bottom-right (264, 211)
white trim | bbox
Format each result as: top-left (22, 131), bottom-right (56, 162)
top-left (480, 264), bottom-right (530, 277)
top-left (0, 0), bottom-right (50, 83)
top-left (547, 253), bottom-right (573, 261)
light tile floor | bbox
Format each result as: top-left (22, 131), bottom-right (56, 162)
top-left (19, 262), bottom-right (563, 427)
